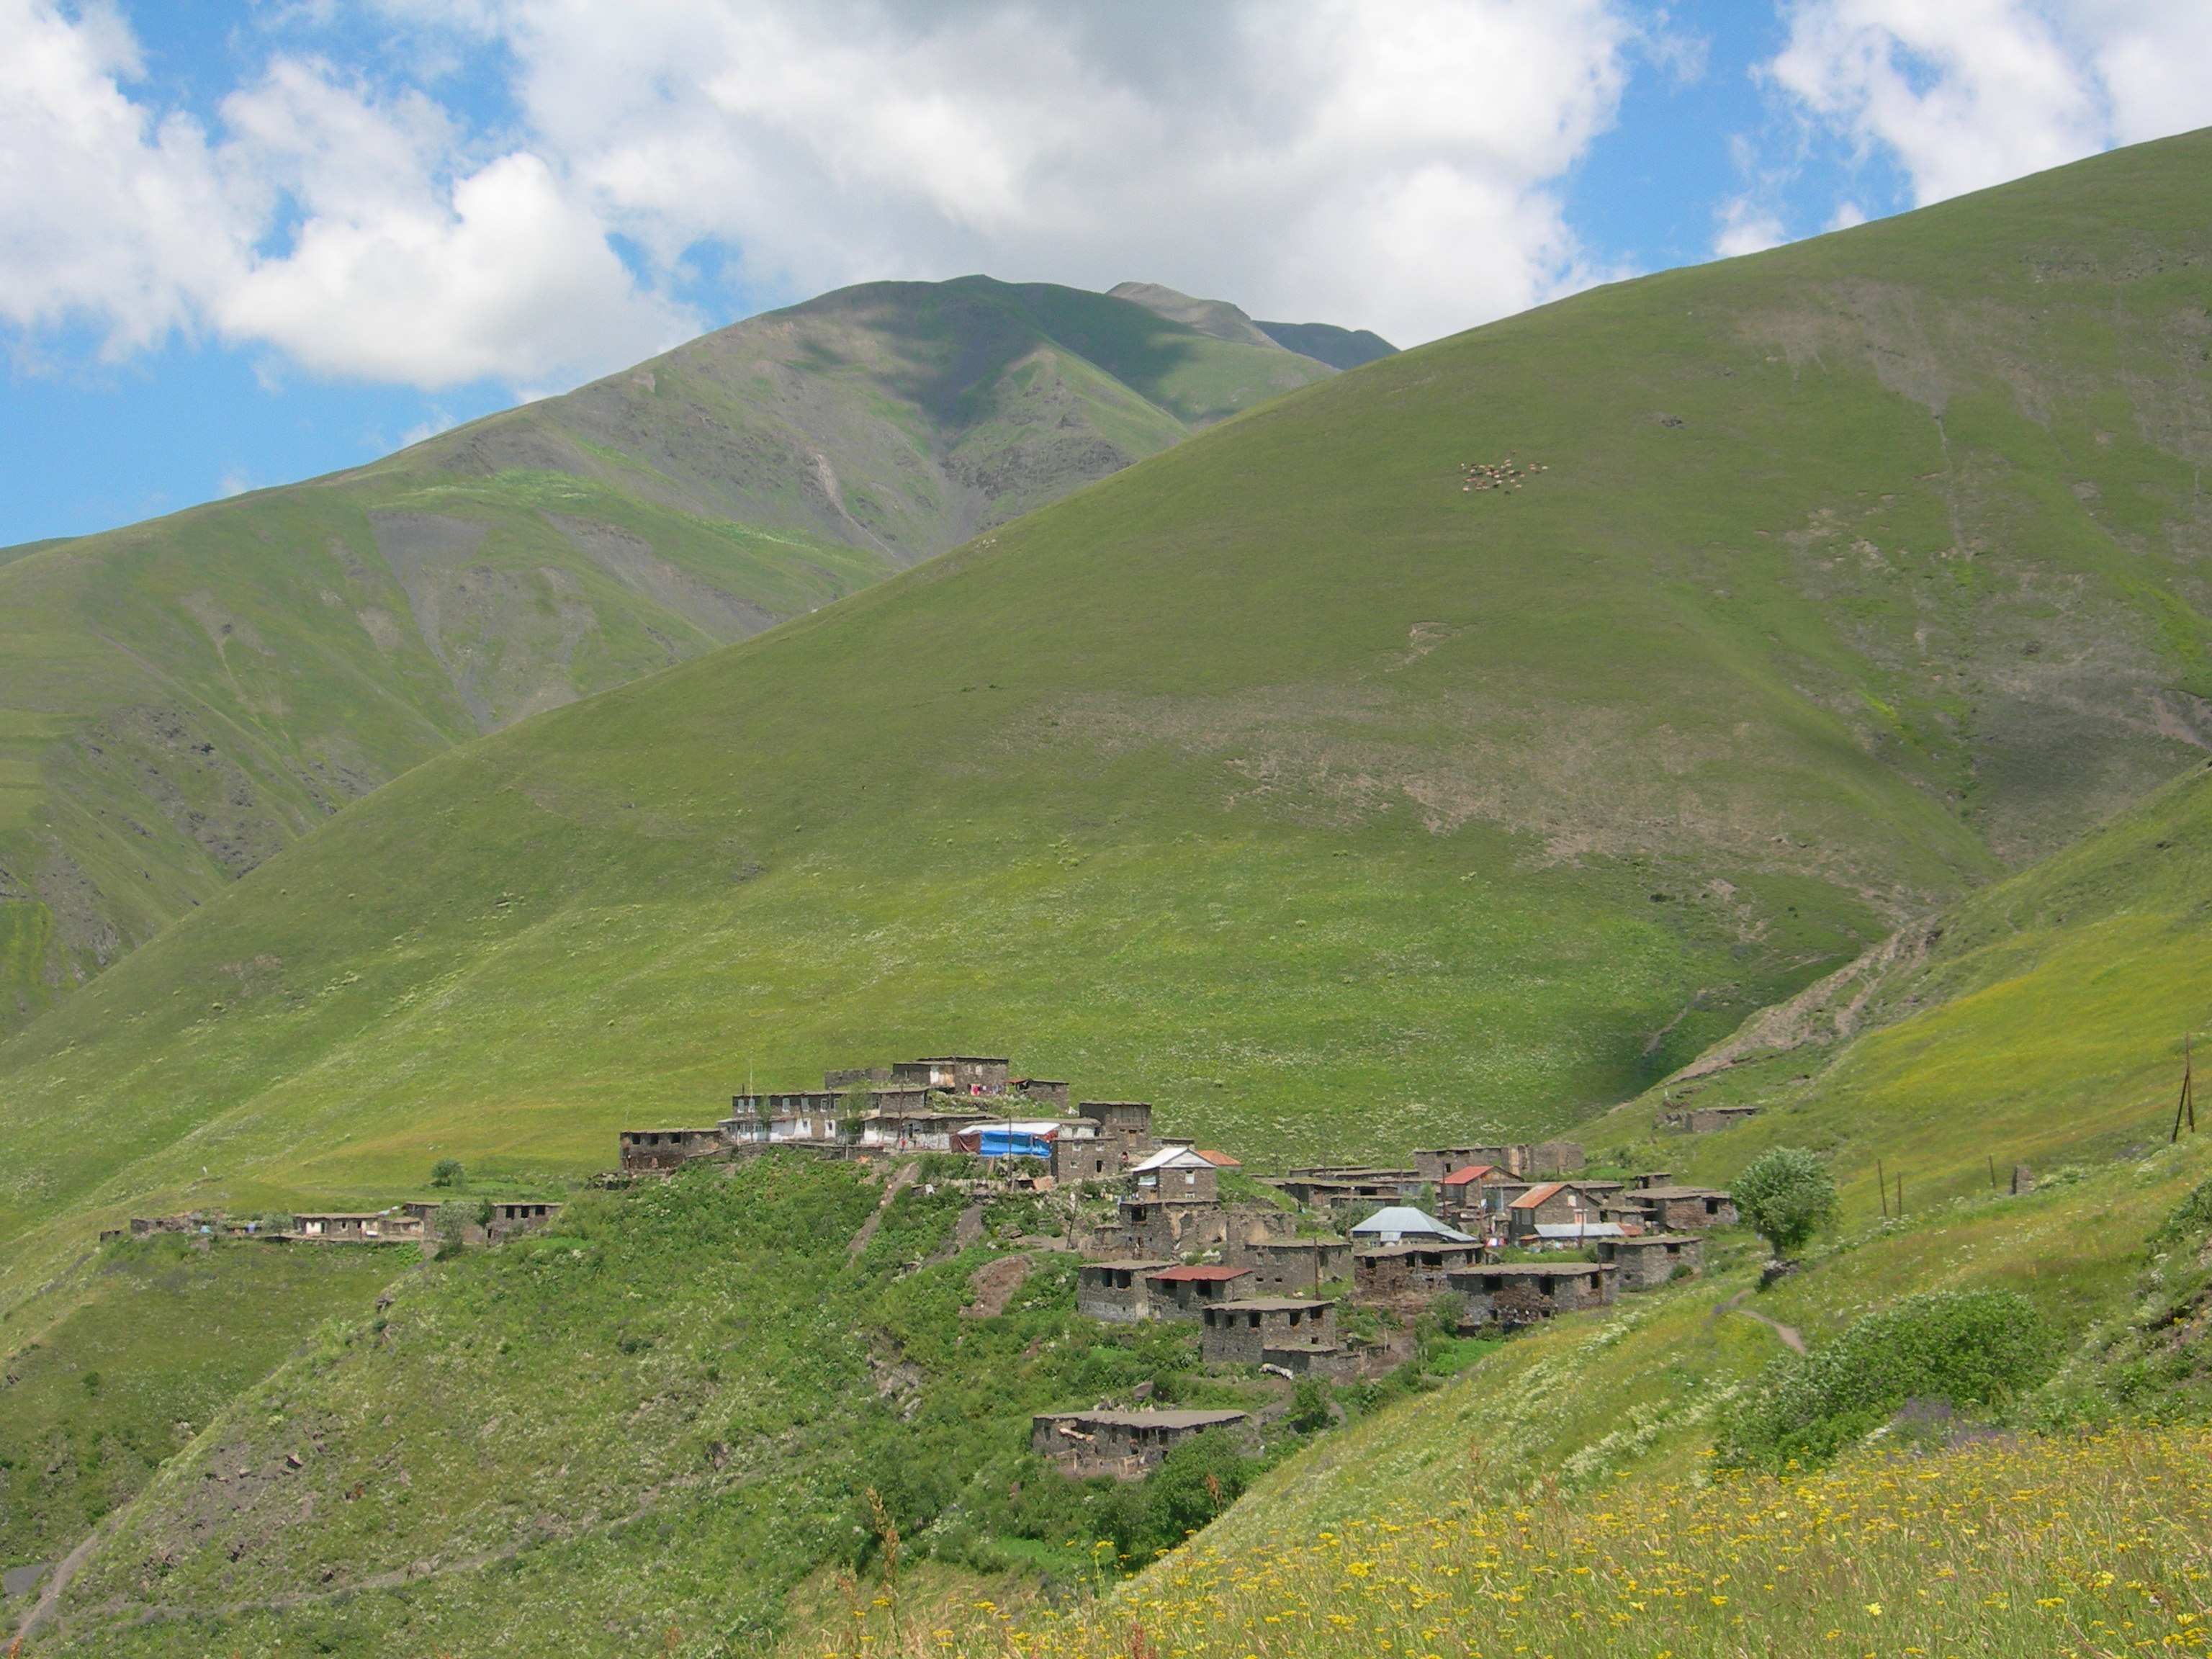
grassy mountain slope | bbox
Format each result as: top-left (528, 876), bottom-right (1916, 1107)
top-left (4, 133), bottom-right (2212, 1295)
top-left (0, 280), bottom-right (1331, 1030)
top-left (27, 733), bottom-right (2212, 1658)
top-left (0, 1236), bottom-right (405, 1574)
top-left (939, 751), bottom-right (2212, 1659)
top-left (24, 1162), bottom-right (1277, 1657)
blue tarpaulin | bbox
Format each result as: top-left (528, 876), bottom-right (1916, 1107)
top-left (974, 1128), bottom-right (1053, 1159)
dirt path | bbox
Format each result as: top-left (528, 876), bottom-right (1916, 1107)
top-left (845, 1161), bottom-right (920, 1262)
top-left (961, 1253), bottom-right (1032, 1318)
top-left (12, 1511), bottom-right (113, 1645)
top-left (1714, 1290), bottom-right (1807, 1354)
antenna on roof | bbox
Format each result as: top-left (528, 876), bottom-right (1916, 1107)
top-left (2172, 1035), bottom-right (2196, 1144)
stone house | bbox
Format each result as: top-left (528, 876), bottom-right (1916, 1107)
top-left (1274, 1169), bottom-right (1423, 1210)
top-left (1011, 1078), bottom-right (1070, 1110)
top-left (892, 1057), bottom-right (1011, 1097)
top-left (1077, 1259), bottom-right (1174, 1321)
top-left (1347, 1206), bottom-right (1475, 1247)
top-left (1504, 1182), bottom-right (1627, 1241)
top-left (487, 1200), bottom-right (561, 1238)
top-left (1082, 1101), bottom-right (1157, 1167)
top-left (1596, 1233), bottom-right (1704, 1290)
top-left (1052, 1118), bottom-right (1113, 1183)
top-left (1031, 1408), bottom-right (1248, 1478)
top-left (1227, 1236), bottom-right (1352, 1296)
top-left (1200, 1298), bottom-right (1339, 1366)
top-left (295, 1210), bottom-right (418, 1241)
top-left (1662, 1105), bottom-right (1761, 1133)
top-left (1430, 1142), bottom-right (1586, 1179)
top-left (723, 1092), bottom-right (846, 1148)
top-left (1630, 1171), bottom-right (1675, 1190)
top-left (1435, 1164), bottom-right (1507, 1226)
top-left (619, 1128), bottom-right (727, 1172)
top-left (1354, 1241), bottom-right (1488, 1303)
top-left (1632, 1186), bottom-right (1739, 1231)
top-left (1446, 1262), bottom-right (1616, 1328)
top-left (852, 1098), bottom-right (995, 1152)
top-left (1148, 1264), bottom-right (1254, 1318)
top-left (1133, 1145), bottom-right (1222, 1202)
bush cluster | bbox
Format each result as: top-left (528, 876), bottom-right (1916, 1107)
top-left (1718, 1288), bottom-right (2054, 1470)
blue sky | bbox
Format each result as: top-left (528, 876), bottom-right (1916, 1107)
top-left (1, 0), bottom-right (2204, 547)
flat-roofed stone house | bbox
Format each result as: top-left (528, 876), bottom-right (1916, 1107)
top-left (893, 1056), bottom-right (1011, 1097)
top-left (487, 1200), bottom-right (562, 1238)
top-left (1662, 1105), bottom-right (1761, 1133)
top-left (619, 1128), bottom-right (727, 1172)
top-left (1227, 1236), bottom-right (1352, 1296)
top-left (1076, 1259), bottom-right (1174, 1321)
top-left (1354, 1240), bottom-right (1488, 1303)
top-left (1031, 1409), bottom-right (1248, 1478)
top-left (1631, 1187), bottom-right (1739, 1231)
top-left (1596, 1232), bottom-right (1704, 1290)
top-left (1148, 1264), bottom-right (1253, 1319)
top-left (1083, 1101), bottom-right (1156, 1168)
top-left (1447, 1262), bottom-right (1616, 1328)
top-left (294, 1210), bottom-right (420, 1241)
top-left (1200, 1298), bottom-right (1338, 1365)
top-left (1052, 1117), bottom-right (1113, 1183)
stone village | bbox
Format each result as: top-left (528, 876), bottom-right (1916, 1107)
top-left (120, 1053), bottom-right (1744, 1484)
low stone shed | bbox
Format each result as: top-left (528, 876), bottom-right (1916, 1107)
top-left (1200, 1298), bottom-right (1338, 1365)
top-left (1632, 1187), bottom-right (1738, 1231)
top-left (1596, 1232), bottom-right (1703, 1290)
top-left (1076, 1259), bottom-right (1172, 1322)
top-left (1230, 1236), bottom-right (1352, 1296)
top-left (1447, 1262), bottom-right (1616, 1328)
top-left (1148, 1264), bottom-right (1253, 1319)
top-left (1354, 1241), bottom-right (1486, 1303)
top-left (1031, 1408), bottom-right (1249, 1477)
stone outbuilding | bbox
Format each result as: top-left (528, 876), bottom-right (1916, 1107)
top-left (1596, 1232), bottom-right (1704, 1290)
top-left (1228, 1236), bottom-right (1352, 1296)
top-left (1077, 1259), bottom-right (1174, 1322)
top-left (1662, 1105), bottom-right (1761, 1133)
top-left (1031, 1409), bottom-right (1248, 1478)
top-left (1274, 1169), bottom-right (1422, 1210)
top-left (1632, 1187), bottom-right (1738, 1231)
top-left (1354, 1241), bottom-right (1488, 1303)
top-left (619, 1128), bottom-right (727, 1172)
top-left (487, 1200), bottom-right (562, 1238)
top-left (1147, 1264), bottom-right (1253, 1319)
top-left (1200, 1298), bottom-right (1338, 1366)
top-left (294, 1210), bottom-right (418, 1241)
top-left (893, 1057), bottom-right (1012, 1096)
top-left (1082, 1101), bottom-right (1157, 1167)
top-left (1446, 1262), bottom-right (1616, 1328)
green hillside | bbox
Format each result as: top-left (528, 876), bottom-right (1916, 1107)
top-left (22, 667), bottom-right (2212, 1659)
top-left (6, 131), bottom-right (2212, 1307)
top-left (945, 674), bottom-right (2212, 1659)
top-left (0, 279), bottom-right (1330, 1032)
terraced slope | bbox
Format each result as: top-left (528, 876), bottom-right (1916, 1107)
top-left (6, 132), bottom-right (2212, 1306)
top-left (0, 279), bottom-right (1332, 1029)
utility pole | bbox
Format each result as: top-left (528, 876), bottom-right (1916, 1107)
top-left (1877, 1158), bottom-right (1887, 1220)
top-left (2173, 1036), bottom-right (2196, 1145)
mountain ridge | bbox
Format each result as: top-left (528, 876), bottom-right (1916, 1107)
top-left (0, 277), bottom-right (1336, 1033)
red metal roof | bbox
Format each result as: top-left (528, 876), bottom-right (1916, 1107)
top-left (1440, 1164), bottom-right (1500, 1186)
top-left (1196, 1148), bottom-right (1242, 1168)
top-left (1508, 1181), bottom-right (1568, 1210)
top-left (1149, 1264), bottom-right (1252, 1282)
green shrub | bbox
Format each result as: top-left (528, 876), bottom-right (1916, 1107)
top-left (1718, 1290), bottom-right (2054, 1470)
top-left (1287, 1377), bottom-right (1333, 1433)
top-left (430, 1156), bottom-right (465, 1188)
top-left (1732, 1146), bottom-right (1839, 1259)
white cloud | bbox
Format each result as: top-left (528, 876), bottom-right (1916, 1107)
top-left (1714, 197), bottom-right (1786, 258)
top-left (0, 0), bottom-right (1639, 386)
top-left (1768, 0), bottom-right (2212, 207)
top-left (0, 3), bottom-right (684, 387)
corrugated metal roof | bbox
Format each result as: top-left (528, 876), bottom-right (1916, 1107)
top-left (1509, 1182), bottom-right (1568, 1210)
top-left (1151, 1265), bottom-right (1251, 1282)
top-left (1348, 1206), bottom-right (1477, 1244)
top-left (1440, 1164), bottom-right (1500, 1186)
